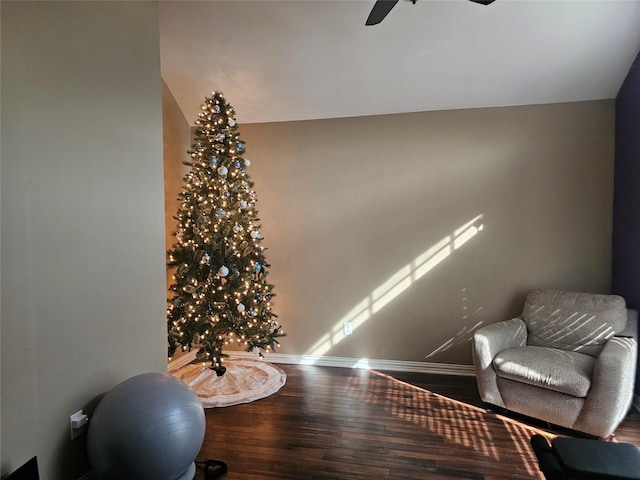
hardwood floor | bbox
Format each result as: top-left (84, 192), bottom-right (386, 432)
top-left (194, 364), bottom-right (640, 479)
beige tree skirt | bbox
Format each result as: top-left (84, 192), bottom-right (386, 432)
top-left (170, 358), bottom-right (286, 408)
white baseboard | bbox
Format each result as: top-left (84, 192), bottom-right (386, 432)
top-left (168, 350), bottom-right (475, 377)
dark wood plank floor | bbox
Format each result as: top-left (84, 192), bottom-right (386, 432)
top-left (195, 364), bottom-right (640, 479)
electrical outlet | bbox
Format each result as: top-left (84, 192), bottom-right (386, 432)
top-left (70, 410), bottom-right (89, 440)
top-left (343, 322), bottom-right (353, 336)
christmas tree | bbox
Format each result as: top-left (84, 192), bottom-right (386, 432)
top-left (167, 91), bottom-right (284, 376)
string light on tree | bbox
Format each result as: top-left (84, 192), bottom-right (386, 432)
top-left (167, 91), bottom-right (284, 376)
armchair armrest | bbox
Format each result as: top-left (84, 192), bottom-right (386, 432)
top-left (575, 335), bottom-right (638, 438)
top-left (472, 318), bottom-right (527, 407)
top-left (616, 309), bottom-right (638, 340)
top-left (473, 318), bottom-right (528, 368)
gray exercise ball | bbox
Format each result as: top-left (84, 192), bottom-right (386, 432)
top-left (87, 372), bottom-right (205, 480)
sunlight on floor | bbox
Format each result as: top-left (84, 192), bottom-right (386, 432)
top-left (346, 370), bottom-right (552, 478)
top-left (304, 215), bottom-right (484, 360)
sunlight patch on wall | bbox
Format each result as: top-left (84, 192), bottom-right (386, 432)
top-left (372, 265), bottom-right (412, 314)
top-left (304, 215), bottom-right (484, 361)
top-left (425, 319), bottom-right (484, 359)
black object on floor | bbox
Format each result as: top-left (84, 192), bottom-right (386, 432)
top-left (531, 435), bottom-right (640, 480)
top-left (196, 459), bottom-right (228, 479)
top-left (5, 457), bottom-right (39, 480)
top-left (531, 435), bottom-right (564, 480)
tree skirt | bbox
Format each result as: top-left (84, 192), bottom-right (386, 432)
top-left (170, 358), bottom-right (286, 408)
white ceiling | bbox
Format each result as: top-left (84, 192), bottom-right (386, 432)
top-left (159, 0), bottom-right (640, 125)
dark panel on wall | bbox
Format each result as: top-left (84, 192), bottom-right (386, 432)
top-left (613, 54), bottom-right (640, 306)
top-left (612, 50), bottom-right (640, 396)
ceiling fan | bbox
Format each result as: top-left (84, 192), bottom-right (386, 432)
top-left (366, 0), bottom-right (496, 26)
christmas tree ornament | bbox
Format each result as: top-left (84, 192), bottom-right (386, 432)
top-left (250, 230), bottom-right (260, 239)
top-left (233, 224), bottom-right (242, 233)
top-left (237, 303), bottom-right (246, 313)
top-left (244, 159), bottom-right (251, 167)
top-left (240, 200), bottom-right (248, 208)
top-left (218, 265), bottom-right (229, 277)
top-left (210, 155), bottom-right (217, 164)
top-left (217, 166), bottom-right (228, 176)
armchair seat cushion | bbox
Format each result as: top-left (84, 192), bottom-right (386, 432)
top-left (493, 346), bottom-right (595, 398)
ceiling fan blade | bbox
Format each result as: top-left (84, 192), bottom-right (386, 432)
top-left (365, 0), bottom-right (400, 26)
top-left (468, 0), bottom-right (496, 5)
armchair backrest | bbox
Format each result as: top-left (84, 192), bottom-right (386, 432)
top-left (523, 289), bottom-right (627, 357)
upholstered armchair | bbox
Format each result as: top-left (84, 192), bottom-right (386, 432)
top-left (472, 289), bottom-right (637, 438)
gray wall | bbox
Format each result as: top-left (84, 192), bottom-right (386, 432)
top-left (238, 100), bottom-right (615, 364)
top-left (162, 80), bottom-right (191, 293)
top-left (1, 2), bottom-right (167, 478)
